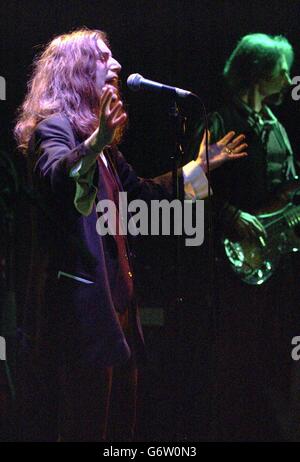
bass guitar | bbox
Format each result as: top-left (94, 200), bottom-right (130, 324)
top-left (223, 182), bottom-right (300, 285)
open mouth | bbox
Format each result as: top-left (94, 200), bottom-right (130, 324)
top-left (105, 77), bottom-right (118, 88)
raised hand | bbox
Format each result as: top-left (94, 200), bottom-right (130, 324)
top-left (88, 86), bottom-right (127, 153)
top-left (197, 130), bottom-right (248, 172)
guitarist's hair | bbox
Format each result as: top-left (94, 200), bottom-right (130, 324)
top-left (223, 33), bottom-right (294, 95)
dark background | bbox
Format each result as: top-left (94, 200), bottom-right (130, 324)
top-left (1, 0), bottom-right (300, 442)
top-left (1, 0), bottom-right (300, 168)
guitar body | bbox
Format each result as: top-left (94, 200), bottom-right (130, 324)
top-left (223, 182), bottom-right (300, 285)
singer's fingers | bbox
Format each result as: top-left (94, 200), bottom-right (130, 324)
top-left (105, 92), bottom-right (115, 116)
top-left (106, 99), bottom-right (126, 127)
top-left (109, 100), bottom-right (123, 118)
top-left (112, 113), bottom-right (127, 127)
top-left (229, 143), bottom-right (248, 154)
top-left (100, 86), bottom-right (110, 104)
top-left (109, 93), bottom-right (119, 111)
top-left (100, 87), bottom-right (113, 113)
top-left (217, 131), bottom-right (236, 146)
top-left (228, 152), bottom-right (248, 159)
top-left (228, 134), bottom-right (246, 149)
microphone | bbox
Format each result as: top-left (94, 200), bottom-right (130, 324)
top-left (127, 73), bottom-right (197, 99)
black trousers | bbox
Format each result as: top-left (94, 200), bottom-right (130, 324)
top-left (18, 310), bottom-right (138, 442)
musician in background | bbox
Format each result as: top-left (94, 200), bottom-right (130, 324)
top-left (189, 33), bottom-right (300, 441)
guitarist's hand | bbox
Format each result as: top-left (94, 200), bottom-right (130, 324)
top-left (233, 211), bottom-right (267, 241)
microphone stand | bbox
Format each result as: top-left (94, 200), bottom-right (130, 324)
top-left (166, 96), bottom-right (187, 440)
top-left (169, 99), bottom-right (185, 306)
top-left (166, 95), bottom-right (213, 440)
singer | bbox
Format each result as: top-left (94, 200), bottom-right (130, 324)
top-left (14, 27), bottom-right (247, 442)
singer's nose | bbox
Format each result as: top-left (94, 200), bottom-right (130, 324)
top-left (110, 57), bottom-right (121, 73)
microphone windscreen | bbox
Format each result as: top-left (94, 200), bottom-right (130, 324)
top-left (127, 73), bottom-right (143, 91)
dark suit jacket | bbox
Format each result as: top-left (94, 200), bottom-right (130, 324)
top-left (24, 113), bottom-right (182, 367)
